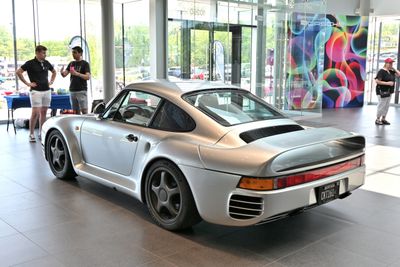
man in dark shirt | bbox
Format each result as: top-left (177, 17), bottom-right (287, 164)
top-left (16, 45), bottom-right (56, 142)
top-left (60, 46), bottom-right (91, 114)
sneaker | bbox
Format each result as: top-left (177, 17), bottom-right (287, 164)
top-left (375, 119), bottom-right (383, 125)
top-left (382, 120), bottom-right (391, 125)
top-left (29, 134), bottom-right (36, 142)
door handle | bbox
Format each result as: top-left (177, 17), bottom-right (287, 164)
top-left (126, 134), bottom-right (138, 142)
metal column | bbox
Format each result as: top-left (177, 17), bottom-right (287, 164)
top-left (150, 0), bottom-right (167, 79)
top-left (255, 1), bottom-right (266, 97)
top-left (101, 0), bottom-right (115, 103)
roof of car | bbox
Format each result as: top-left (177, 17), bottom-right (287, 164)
top-left (124, 79), bottom-right (240, 99)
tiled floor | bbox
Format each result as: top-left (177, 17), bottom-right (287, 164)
top-left (0, 104), bottom-right (400, 267)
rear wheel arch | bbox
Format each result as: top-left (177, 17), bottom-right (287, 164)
top-left (141, 157), bottom-right (177, 203)
top-left (142, 158), bottom-right (202, 230)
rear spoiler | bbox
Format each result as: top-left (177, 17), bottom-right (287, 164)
top-left (198, 127), bottom-right (365, 177)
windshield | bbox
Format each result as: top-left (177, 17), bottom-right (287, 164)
top-left (183, 89), bottom-right (284, 126)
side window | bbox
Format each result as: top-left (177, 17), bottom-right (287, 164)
top-left (151, 100), bottom-right (195, 132)
top-left (102, 92), bottom-right (128, 120)
top-left (117, 90), bottom-right (161, 126)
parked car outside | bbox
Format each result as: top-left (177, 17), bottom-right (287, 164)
top-left (168, 66), bottom-right (181, 78)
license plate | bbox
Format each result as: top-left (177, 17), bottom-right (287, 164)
top-left (317, 181), bottom-right (340, 205)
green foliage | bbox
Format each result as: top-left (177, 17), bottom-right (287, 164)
top-left (16, 38), bottom-right (35, 61)
top-left (86, 34), bottom-right (101, 78)
top-left (0, 26), bottom-right (13, 59)
top-left (41, 39), bottom-right (70, 58)
top-left (114, 24), bottom-right (150, 70)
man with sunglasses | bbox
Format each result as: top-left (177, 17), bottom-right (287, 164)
top-left (60, 46), bottom-right (91, 115)
top-left (16, 45), bottom-right (56, 142)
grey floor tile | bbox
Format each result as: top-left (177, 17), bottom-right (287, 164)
top-left (0, 191), bottom-right (50, 214)
top-left (0, 234), bottom-right (48, 267)
top-left (387, 202), bottom-right (400, 213)
top-left (0, 179), bottom-right (30, 197)
top-left (0, 219), bottom-right (18, 238)
top-left (214, 220), bottom-right (321, 261)
top-left (277, 241), bottom-right (385, 267)
top-left (312, 189), bottom-right (399, 225)
top-left (389, 258), bottom-right (400, 267)
top-left (178, 221), bottom-right (242, 243)
top-left (357, 209), bottom-right (400, 238)
top-left (11, 255), bottom-right (66, 267)
top-left (23, 219), bottom-right (122, 254)
top-left (0, 204), bottom-right (79, 232)
top-left (324, 225), bottom-right (400, 264)
top-left (164, 243), bottom-right (270, 267)
top-left (51, 192), bottom-right (123, 220)
top-left (275, 211), bottom-right (354, 239)
top-left (137, 259), bottom-right (178, 267)
top-left (108, 225), bottom-right (206, 258)
top-left (265, 263), bottom-right (288, 267)
top-left (53, 243), bottom-right (160, 267)
top-left (324, 226), bottom-right (400, 264)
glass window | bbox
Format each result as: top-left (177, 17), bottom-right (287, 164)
top-left (183, 90), bottom-right (283, 126)
top-left (103, 90), bottom-right (161, 126)
top-left (102, 92), bottom-right (127, 120)
top-left (14, 0), bottom-right (36, 93)
top-left (117, 1), bottom-right (150, 85)
top-left (0, 0), bottom-right (14, 120)
top-left (37, 0), bottom-right (81, 92)
top-left (151, 100), bottom-right (195, 132)
top-left (84, 0), bottom-right (103, 100)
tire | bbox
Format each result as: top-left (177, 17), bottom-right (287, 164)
top-left (46, 130), bottom-right (76, 180)
top-left (145, 160), bottom-right (201, 231)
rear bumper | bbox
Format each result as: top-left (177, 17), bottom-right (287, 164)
top-left (181, 165), bottom-right (365, 226)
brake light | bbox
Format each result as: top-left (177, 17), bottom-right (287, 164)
top-left (238, 156), bottom-right (364, 191)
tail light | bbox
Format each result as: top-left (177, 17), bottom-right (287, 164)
top-left (238, 155), bottom-right (364, 191)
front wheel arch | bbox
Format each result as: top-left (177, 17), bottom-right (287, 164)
top-left (45, 129), bottom-right (76, 180)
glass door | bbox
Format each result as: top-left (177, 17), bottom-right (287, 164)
top-left (168, 19), bottom-right (252, 89)
top-left (367, 17), bottom-right (400, 104)
top-left (190, 28), bottom-right (209, 81)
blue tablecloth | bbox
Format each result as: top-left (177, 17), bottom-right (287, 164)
top-left (4, 94), bottom-right (71, 110)
top-left (4, 94), bottom-right (72, 133)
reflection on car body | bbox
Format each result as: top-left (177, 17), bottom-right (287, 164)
top-left (41, 80), bottom-right (366, 231)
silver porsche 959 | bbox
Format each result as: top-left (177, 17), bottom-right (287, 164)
top-left (41, 80), bottom-right (365, 231)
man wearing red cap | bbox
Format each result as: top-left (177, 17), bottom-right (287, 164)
top-left (375, 57), bottom-right (400, 125)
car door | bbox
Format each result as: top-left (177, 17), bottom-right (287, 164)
top-left (80, 90), bottom-right (161, 176)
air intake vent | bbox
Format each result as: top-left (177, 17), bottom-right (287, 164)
top-left (240, 125), bottom-right (304, 143)
top-left (229, 194), bottom-right (263, 220)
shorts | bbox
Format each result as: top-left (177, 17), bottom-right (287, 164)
top-left (70, 91), bottom-right (88, 110)
top-left (30, 90), bottom-right (51, 108)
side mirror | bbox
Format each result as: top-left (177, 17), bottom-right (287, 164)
top-left (93, 102), bottom-right (105, 114)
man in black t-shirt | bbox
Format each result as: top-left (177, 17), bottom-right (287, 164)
top-left (60, 46), bottom-right (91, 114)
top-left (16, 45), bottom-right (56, 142)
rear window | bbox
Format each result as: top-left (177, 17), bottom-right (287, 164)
top-left (183, 89), bottom-right (283, 126)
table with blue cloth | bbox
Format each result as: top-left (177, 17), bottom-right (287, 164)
top-left (4, 94), bottom-right (71, 133)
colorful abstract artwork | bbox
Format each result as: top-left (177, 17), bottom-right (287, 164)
top-left (323, 15), bottom-right (368, 108)
top-left (286, 14), bottom-right (368, 109)
top-left (286, 13), bottom-right (327, 110)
